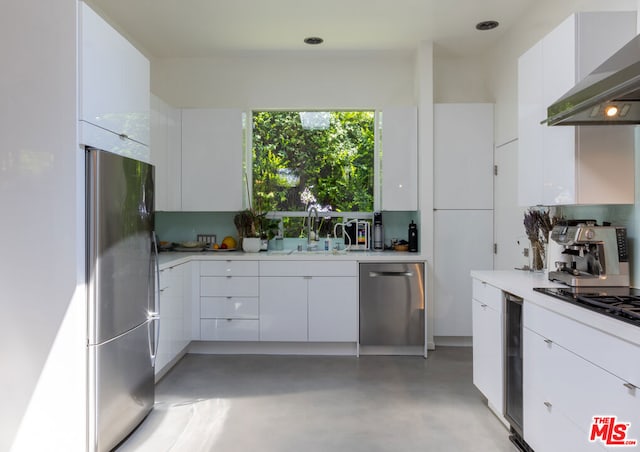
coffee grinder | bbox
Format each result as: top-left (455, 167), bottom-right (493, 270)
top-left (373, 211), bottom-right (384, 250)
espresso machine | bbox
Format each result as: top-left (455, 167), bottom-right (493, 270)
top-left (548, 223), bottom-right (629, 287)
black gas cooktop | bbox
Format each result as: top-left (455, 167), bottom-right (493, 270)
top-left (533, 287), bottom-right (640, 327)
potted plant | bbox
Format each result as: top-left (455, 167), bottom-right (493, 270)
top-left (235, 173), bottom-right (281, 251)
top-left (234, 208), bottom-right (262, 252)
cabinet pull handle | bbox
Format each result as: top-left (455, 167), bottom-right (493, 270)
top-left (226, 296), bottom-right (232, 299)
top-left (623, 382), bottom-right (637, 390)
top-left (227, 318), bottom-right (232, 322)
top-left (118, 133), bottom-right (129, 140)
top-left (480, 304), bottom-right (488, 308)
top-left (544, 339), bottom-right (553, 345)
top-left (543, 401), bottom-right (552, 409)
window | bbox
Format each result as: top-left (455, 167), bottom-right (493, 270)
top-left (251, 110), bottom-right (376, 237)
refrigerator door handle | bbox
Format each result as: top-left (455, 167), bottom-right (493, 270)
top-left (147, 312), bottom-right (160, 367)
top-left (148, 231), bottom-right (161, 366)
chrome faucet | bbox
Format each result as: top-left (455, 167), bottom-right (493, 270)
top-left (307, 206), bottom-right (319, 250)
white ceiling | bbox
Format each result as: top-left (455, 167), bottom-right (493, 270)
top-left (86, 0), bottom-right (541, 59)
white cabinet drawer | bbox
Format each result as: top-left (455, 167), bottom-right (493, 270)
top-left (260, 260), bottom-right (357, 277)
top-left (200, 260), bottom-right (258, 276)
top-left (524, 302), bottom-right (640, 387)
top-left (524, 382), bottom-right (606, 452)
top-left (201, 276), bottom-right (259, 297)
top-left (200, 319), bottom-right (259, 341)
top-left (160, 265), bottom-right (182, 289)
top-left (201, 297), bottom-right (259, 319)
top-left (472, 278), bottom-right (503, 311)
top-left (525, 327), bottom-right (640, 441)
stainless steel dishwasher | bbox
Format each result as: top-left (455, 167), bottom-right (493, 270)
top-left (359, 262), bottom-right (425, 348)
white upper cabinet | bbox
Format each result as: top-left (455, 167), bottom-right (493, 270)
top-left (518, 11), bottom-right (636, 206)
top-left (181, 108), bottom-right (244, 211)
top-left (78, 2), bottom-right (150, 161)
top-left (434, 103), bottom-right (494, 209)
top-left (381, 107), bottom-right (418, 211)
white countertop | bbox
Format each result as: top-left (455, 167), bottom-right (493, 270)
top-left (159, 250), bottom-right (427, 268)
top-left (471, 270), bottom-right (640, 346)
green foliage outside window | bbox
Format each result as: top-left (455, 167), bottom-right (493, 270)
top-left (252, 111), bottom-right (374, 212)
top-left (252, 111), bottom-right (374, 236)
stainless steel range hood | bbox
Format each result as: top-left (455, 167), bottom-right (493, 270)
top-left (547, 33), bottom-right (640, 126)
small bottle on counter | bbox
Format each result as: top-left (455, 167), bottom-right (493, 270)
top-left (325, 234), bottom-right (332, 251)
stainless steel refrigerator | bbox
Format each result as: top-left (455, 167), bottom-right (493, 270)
top-left (86, 148), bottom-right (159, 452)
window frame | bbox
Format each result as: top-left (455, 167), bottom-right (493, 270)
top-left (244, 109), bottom-right (382, 228)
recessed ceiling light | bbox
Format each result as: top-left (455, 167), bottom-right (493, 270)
top-left (304, 37), bottom-right (324, 45)
top-left (476, 20), bottom-right (499, 31)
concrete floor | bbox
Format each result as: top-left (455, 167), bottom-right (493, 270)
top-left (117, 347), bottom-right (514, 452)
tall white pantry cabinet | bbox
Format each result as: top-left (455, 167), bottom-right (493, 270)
top-left (433, 103), bottom-right (494, 341)
top-left (1, 2), bottom-right (150, 451)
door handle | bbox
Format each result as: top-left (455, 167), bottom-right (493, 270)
top-left (369, 271), bottom-right (413, 277)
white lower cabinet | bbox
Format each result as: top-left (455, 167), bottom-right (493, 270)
top-left (524, 378), bottom-right (600, 452)
top-left (199, 260), bottom-right (259, 341)
top-left (523, 302), bottom-right (640, 450)
top-left (260, 276), bottom-right (309, 341)
top-left (471, 279), bottom-right (503, 414)
top-left (156, 261), bottom-right (192, 376)
top-left (523, 328), bottom-right (598, 451)
top-left (259, 261), bottom-right (358, 342)
top-left (308, 277), bottom-right (357, 342)
top-left (192, 259), bottom-right (359, 344)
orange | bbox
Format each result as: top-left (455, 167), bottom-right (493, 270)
top-left (221, 236), bottom-right (237, 249)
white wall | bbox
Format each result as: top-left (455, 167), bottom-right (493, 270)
top-left (152, 51), bottom-right (416, 109)
top-left (433, 51), bottom-right (493, 103)
top-left (1, 1), bottom-right (86, 451)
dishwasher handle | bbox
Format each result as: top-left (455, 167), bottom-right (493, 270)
top-left (368, 271), bottom-right (414, 277)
